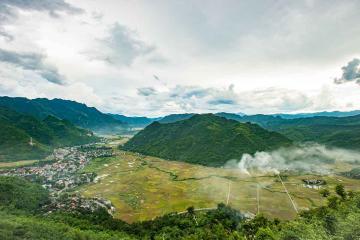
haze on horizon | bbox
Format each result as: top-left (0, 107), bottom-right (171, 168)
top-left (0, 0), bottom-right (360, 117)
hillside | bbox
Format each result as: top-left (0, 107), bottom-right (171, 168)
top-left (0, 107), bottom-right (98, 161)
top-left (215, 113), bottom-right (360, 149)
top-left (252, 115), bottom-right (360, 149)
top-left (0, 96), bottom-right (125, 133)
top-left (123, 114), bottom-right (292, 166)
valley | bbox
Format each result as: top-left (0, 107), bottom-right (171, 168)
top-left (79, 139), bottom-right (360, 223)
top-left (1, 2), bottom-right (360, 237)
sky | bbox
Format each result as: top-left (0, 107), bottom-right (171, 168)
top-left (0, 0), bottom-right (359, 117)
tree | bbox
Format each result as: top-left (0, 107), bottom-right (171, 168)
top-left (319, 189), bottom-right (330, 198)
top-left (323, 214), bottom-right (337, 235)
top-left (328, 196), bottom-right (339, 209)
top-left (255, 227), bottom-right (277, 240)
top-left (335, 184), bottom-right (347, 199)
top-left (187, 206), bottom-right (195, 215)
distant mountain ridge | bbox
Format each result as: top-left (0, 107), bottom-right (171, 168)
top-left (150, 111), bottom-right (360, 149)
top-left (0, 96), bottom-right (125, 133)
top-left (158, 113), bottom-right (195, 124)
top-left (0, 107), bottom-right (98, 162)
top-left (123, 114), bottom-right (292, 167)
top-left (272, 110), bottom-right (360, 119)
top-left (109, 114), bottom-right (161, 127)
top-left (217, 113), bottom-right (360, 149)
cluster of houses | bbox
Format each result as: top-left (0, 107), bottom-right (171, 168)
top-left (0, 144), bottom-right (115, 215)
top-left (45, 193), bottom-right (115, 216)
top-left (302, 179), bottom-right (327, 189)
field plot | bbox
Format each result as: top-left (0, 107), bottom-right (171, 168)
top-left (0, 160), bottom-right (39, 169)
top-left (79, 150), bottom-right (360, 223)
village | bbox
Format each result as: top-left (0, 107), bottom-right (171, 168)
top-left (0, 143), bottom-right (116, 215)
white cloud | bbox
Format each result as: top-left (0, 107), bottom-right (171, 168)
top-left (0, 0), bottom-right (83, 40)
top-left (0, 0), bottom-right (360, 116)
top-left (0, 48), bottom-right (65, 85)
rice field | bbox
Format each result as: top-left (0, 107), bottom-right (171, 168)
top-left (79, 149), bottom-right (360, 223)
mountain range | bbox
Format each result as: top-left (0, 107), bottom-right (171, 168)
top-left (141, 112), bottom-right (360, 150)
top-left (0, 107), bottom-right (98, 162)
top-left (2, 95), bottom-right (360, 151)
top-left (0, 97), bottom-right (125, 133)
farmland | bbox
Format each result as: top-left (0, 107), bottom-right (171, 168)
top-left (0, 159), bottom-right (39, 169)
top-left (79, 146), bottom-right (360, 223)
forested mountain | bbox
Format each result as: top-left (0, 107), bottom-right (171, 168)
top-left (123, 114), bottom-right (292, 166)
top-left (0, 107), bottom-right (98, 161)
top-left (214, 113), bottom-right (360, 149)
top-left (264, 115), bottom-right (360, 149)
top-left (0, 96), bottom-right (125, 133)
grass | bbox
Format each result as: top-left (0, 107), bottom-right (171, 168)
top-left (0, 159), bottom-right (39, 169)
top-left (79, 149), bottom-right (360, 223)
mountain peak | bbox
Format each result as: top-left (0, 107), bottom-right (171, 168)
top-left (123, 113), bottom-right (292, 167)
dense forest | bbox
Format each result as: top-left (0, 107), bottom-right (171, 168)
top-left (0, 97), bottom-right (125, 132)
top-left (123, 114), bottom-right (292, 166)
top-left (217, 113), bottom-right (360, 150)
top-left (0, 107), bottom-right (98, 162)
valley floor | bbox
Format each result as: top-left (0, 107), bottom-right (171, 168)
top-left (79, 147), bottom-right (360, 223)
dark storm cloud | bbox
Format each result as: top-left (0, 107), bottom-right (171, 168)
top-left (334, 58), bottom-right (360, 85)
top-left (0, 49), bottom-right (65, 85)
top-left (0, 0), bottom-right (83, 40)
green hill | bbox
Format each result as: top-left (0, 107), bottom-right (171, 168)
top-left (217, 113), bottom-right (360, 149)
top-left (0, 107), bottom-right (98, 162)
top-left (253, 115), bottom-right (360, 149)
top-left (123, 114), bottom-right (292, 166)
top-left (0, 96), bottom-right (125, 133)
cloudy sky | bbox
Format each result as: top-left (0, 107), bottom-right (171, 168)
top-left (0, 0), bottom-right (359, 117)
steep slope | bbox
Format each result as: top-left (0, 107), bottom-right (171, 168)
top-left (0, 107), bottom-right (98, 161)
top-left (123, 114), bottom-right (292, 166)
top-left (0, 96), bottom-right (125, 132)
